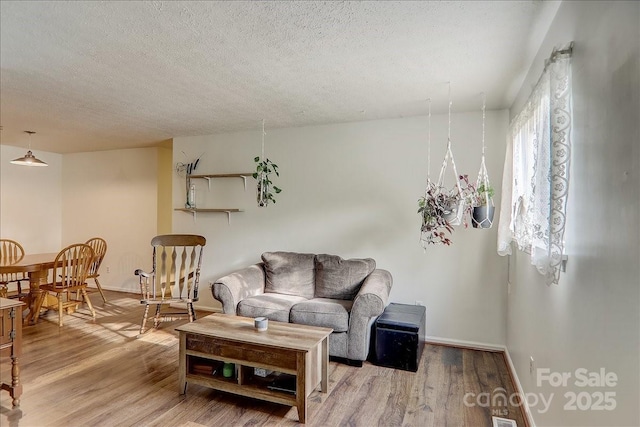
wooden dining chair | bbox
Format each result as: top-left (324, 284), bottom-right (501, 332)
top-left (134, 234), bottom-right (206, 335)
top-left (37, 243), bottom-right (96, 326)
top-left (85, 237), bottom-right (108, 302)
top-left (0, 239), bottom-right (27, 299)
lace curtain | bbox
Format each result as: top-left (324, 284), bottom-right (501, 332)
top-left (497, 49), bottom-right (572, 284)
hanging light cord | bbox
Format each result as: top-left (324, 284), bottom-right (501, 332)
top-left (26, 131), bottom-right (35, 150)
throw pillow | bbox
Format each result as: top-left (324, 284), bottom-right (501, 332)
top-left (314, 254), bottom-right (376, 300)
top-left (262, 252), bottom-right (316, 299)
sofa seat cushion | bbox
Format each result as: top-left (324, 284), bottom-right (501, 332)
top-left (314, 254), bottom-right (376, 300)
top-left (237, 294), bottom-right (308, 323)
top-left (262, 251), bottom-right (316, 299)
top-left (290, 298), bottom-right (353, 332)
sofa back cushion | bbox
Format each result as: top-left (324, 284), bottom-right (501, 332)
top-left (262, 252), bottom-right (316, 299)
top-left (314, 254), bottom-right (376, 300)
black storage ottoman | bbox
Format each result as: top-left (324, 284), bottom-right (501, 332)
top-left (372, 303), bottom-right (425, 372)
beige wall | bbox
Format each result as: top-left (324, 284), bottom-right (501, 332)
top-left (157, 141), bottom-right (173, 235)
top-left (506, 1), bottom-right (639, 426)
top-left (173, 111), bottom-right (510, 347)
top-left (0, 145), bottom-right (62, 252)
top-left (61, 148), bottom-right (159, 293)
top-left (1, 143), bottom-right (167, 294)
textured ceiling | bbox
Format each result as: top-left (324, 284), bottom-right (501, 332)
top-left (0, 1), bottom-right (559, 153)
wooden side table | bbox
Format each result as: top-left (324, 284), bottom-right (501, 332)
top-left (0, 298), bottom-right (24, 407)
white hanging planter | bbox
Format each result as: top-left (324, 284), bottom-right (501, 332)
top-left (472, 204), bottom-right (495, 228)
top-left (443, 197), bottom-right (465, 225)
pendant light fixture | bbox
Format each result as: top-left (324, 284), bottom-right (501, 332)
top-left (10, 131), bottom-right (48, 166)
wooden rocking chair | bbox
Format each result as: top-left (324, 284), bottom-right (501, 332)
top-left (134, 234), bottom-right (206, 335)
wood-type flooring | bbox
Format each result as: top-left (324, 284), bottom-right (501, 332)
top-left (0, 290), bottom-right (526, 427)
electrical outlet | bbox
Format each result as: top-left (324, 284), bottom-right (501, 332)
top-left (106, 266), bottom-right (110, 273)
top-left (530, 356), bottom-right (535, 375)
top-left (415, 300), bottom-right (424, 306)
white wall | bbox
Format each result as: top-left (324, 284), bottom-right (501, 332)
top-left (0, 144), bottom-right (62, 252)
top-left (506, 2), bottom-right (639, 426)
top-left (61, 148), bottom-right (159, 293)
top-left (174, 111), bottom-right (509, 346)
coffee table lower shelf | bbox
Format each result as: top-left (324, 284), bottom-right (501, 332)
top-left (184, 371), bottom-right (298, 407)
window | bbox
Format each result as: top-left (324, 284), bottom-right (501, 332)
top-left (497, 45), bottom-right (573, 284)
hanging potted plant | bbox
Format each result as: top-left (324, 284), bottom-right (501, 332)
top-left (471, 183), bottom-right (495, 228)
top-left (253, 120), bottom-right (282, 207)
top-left (253, 157), bottom-right (281, 207)
top-left (470, 93), bottom-right (495, 229)
top-left (418, 95), bottom-right (465, 246)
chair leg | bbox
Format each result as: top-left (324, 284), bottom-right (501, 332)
top-left (58, 293), bottom-right (64, 327)
top-left (188, 302), bottom-right (196, 322)
top-left (94, 278), bottom-right (107, 303)
top-left (81, 288), bottom-right (96, 320)
top-left (153, 304), bottom-right (162, 329)
top-left (140, 303), bottom-right (151, 335)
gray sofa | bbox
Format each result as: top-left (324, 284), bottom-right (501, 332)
top-left (212, 251), bottom-right (393, 365)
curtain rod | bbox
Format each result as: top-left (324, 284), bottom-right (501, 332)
top-left (544, 41), bottom-right (574, 72)
top-left (516, 41), bottom-right (574, 124)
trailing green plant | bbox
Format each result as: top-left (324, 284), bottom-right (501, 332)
top-left (253, 157), bottom-right (282, 207)
top-left (475, 183), bottom-right (494, 205)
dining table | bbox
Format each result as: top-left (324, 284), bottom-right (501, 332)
top-left (0, 252), bottom-right (59, 325)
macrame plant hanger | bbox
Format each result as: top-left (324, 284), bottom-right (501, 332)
top-left (472, 93), bottom-right (494, 228)
top-left (437, 82), bottom-right (465, 226)
top-left (419, 84), bottom-right (464, 247)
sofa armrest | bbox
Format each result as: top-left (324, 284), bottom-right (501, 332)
top-left (346, 269), bottom-right (392, 361)
top-left (351, 269), bottom-right (393, 318)
top-left (212, 263), bottom-right (266, 314)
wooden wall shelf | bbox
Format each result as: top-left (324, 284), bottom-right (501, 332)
top-left (175, 208), bottom-right (244, 224)
top-left (179, 172), bottom-right (253, 223)
top-left (189, 173), bottom-right (253, 190)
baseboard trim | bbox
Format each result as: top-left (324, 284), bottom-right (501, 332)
top-left (425, 336), bottom-right (505, 353)
top-left (503, 349), bottom-right (536, 427)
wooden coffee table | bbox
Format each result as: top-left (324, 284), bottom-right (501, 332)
top-left (176, 313), bottom-right (332, 423)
